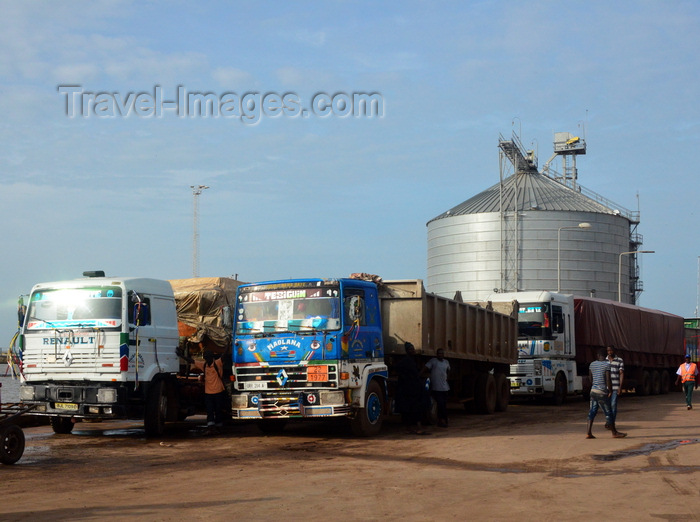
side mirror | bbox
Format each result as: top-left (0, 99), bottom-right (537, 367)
top-left (347, 295), bottom-right (364, 321)
top-left (133, 302), bottom-right (151, 325)
top-left (222, 306), bottom-right (233, 329)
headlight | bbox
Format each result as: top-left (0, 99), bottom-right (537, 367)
top-left (320, 391), bottom-right (345, 406)
top-left (97, 388), bottom-right (117, 403)
top-left (19, 385), bottom-right (35, 401)
top-left (231, 393), bottom-right (250, 409)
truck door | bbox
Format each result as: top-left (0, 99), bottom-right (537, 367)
top-left (552, 305), bottom-right (572, 355)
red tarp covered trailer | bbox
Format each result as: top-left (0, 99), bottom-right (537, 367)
top-left (574, 296), bottom-right (685, 391)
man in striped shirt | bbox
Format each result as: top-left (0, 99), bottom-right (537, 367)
top-left (587, 348), bottom-right (627, 439)
top-left (606, 345), bottom-right (624, 428)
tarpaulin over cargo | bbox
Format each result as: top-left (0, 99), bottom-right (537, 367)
top-left (574, 296), bottom-right (685, 365)
top-left (169, 277), bottom-right (243, 350)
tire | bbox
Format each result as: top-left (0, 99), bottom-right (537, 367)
top-left (495, 373), bottom-right (510, 412)
top-left (351, 380), bottom-right (384, 436)
top-left (144, 380), bottom-right (168, 437)
top-left (258, 419), bottom-right (288, 434)
top-left (552, 372), bottom-right (567, 406)
top-left (475, 373), bottom-right (497, 414)
top-left (650, 371), bottom-right (661, 395)
top-left (637, 370), bottom-right (651, 396)
top-left (660, 371), bottom-right (670, 394)
top-left (50, 416), bottom-right (74, 434)
top-left (0, 425), bottom-right (25, 465)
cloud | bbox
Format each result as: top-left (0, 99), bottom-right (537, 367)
top-left (291, 29), bottom-right (327, 47)
top-left (212, 67), bottom-right (255, 87)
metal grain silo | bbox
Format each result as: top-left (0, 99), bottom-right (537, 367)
top-left (426, 133), bottom-right (643, 304)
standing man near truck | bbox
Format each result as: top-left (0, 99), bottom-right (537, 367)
top-left (675, 354), bottom-right (698, 410)
top-left (606, 345), bottom-right (624, 429)
top-left (181, 349), bottom-right (228, 433)
top-left (396, 342), bottom-right (428, 435)
top-left (424, 349), bottom-right (451, 428)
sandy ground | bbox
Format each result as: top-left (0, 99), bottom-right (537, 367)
top-left (2, 392), bottom-right (700, 521)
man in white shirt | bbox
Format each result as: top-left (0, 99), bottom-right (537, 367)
top-left (424, 349), bottom-right (451, 427)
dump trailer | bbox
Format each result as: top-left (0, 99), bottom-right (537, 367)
top-left (380, 280), bottom-right (518, 414)
top-left (230, 277), bottom-right (518, 436)
top-left (487, 290), bottom-right (685, 403)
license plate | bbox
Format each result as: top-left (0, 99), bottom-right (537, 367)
top-left (307, 365), bottom-right (329, 382)
top-left (510, 381), bottom-right (521, 388)
top-left (244, 382), bottom-right (267, 390)
top-left (55, 402), bottom-right (78, 411)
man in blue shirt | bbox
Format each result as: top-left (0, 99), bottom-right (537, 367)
top-left (587, 348), bottom-right (626, 439)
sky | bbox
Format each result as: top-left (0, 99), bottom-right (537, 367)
top-left (1, 0), bottom-right (699, 341)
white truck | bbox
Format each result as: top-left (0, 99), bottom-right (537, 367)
top-left (17, 272), bottom-right (217, 436)
top-left (488, 290), bottom-right (685, 403)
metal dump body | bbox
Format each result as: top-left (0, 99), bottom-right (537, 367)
top-left (379, 280), bottom-right (517, 364)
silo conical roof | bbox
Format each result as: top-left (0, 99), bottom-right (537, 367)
top-left (428, 172), bottom-right (616, 224)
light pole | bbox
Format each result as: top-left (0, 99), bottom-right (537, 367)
top-left (557, 222), bottom-right (592, 292)
top-left (191, 185), bottom-right (209, 277)
top-left (696, 256), bottom-right (699, 318)
top-left (618, 250), bottom-right (655, 302)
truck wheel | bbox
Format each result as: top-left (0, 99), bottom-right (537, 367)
top-left (50, 416), bottom-right (74, 434)
top-left (475, 373), bottom-right (496, 414)
top-left (351, 380), bottom-right (384, 436)
top-left (637, 371), bottom-right (651, 396)
top-left (660, 371), bottom-right (670, 394)
top-left (495, 373), bottom-right (509, 412)
top-left (0, 425), bottom-right (25, 465)
top-left (650, 371), bottom-right (661, 395)
top-left (552, 373), bottom-right (567, 406)
top-left (144, 380), bottom-right (168, 437)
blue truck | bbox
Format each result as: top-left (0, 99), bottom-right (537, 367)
top-left (230, 277), bottom-right (518, 436)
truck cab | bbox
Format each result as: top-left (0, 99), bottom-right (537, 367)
top-left (231, 278), bottom-right (387, 436)
top-left (488, 291), bottom-right (580, 403)
top-left (18, 274), bottom-right (180, 434)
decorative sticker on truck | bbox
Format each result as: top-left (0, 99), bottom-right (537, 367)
top-left (128, 353), bottom-right (145, 369)
top-left (518, 340), bottom-right (564, 357)
top-left (28, 319), bottom-right (118, 330)
top-left (238, 337), bottom-right (327, 364)
top-left (541, 360), bottom-right (553, 377)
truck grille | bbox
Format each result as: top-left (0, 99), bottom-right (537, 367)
top-left (236, 364), bottom-right (338, 389)
top-left (258, 391), bottom-right (300, 416)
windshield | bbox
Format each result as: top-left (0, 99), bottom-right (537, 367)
top-left (25, 286), bottom-right (123, 330)
top-left (517, 302), bottom-right (551, 338)
top-left (236, 285), bottom-right (341, 334)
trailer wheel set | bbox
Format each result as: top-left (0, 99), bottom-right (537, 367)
top-left (0, 402), bottom-right (36, 465)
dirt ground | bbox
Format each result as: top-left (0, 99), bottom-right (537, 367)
top-left (3, 392), bottom-right (700, 521)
